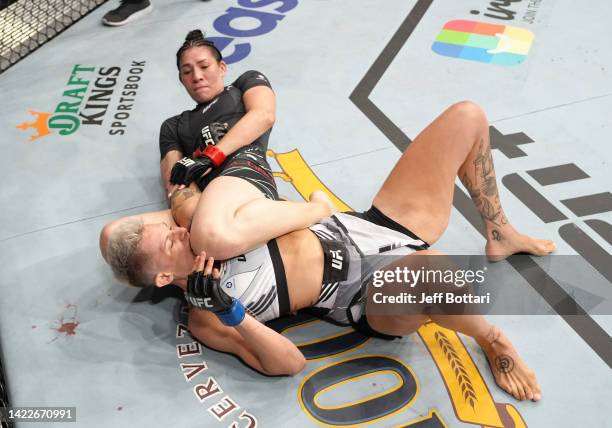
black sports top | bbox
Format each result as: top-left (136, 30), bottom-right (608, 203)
top-left (159, 70), bottom-right (273, 161)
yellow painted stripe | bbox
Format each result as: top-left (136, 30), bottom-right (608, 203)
top-left (418, 323), bottom-right (504, 427)
top-left (267, 149), bottom-right (352, 211)
top-left (506, 403), bottom-right (527, 428)
top-left (395, 409), bottom-right (449, 428)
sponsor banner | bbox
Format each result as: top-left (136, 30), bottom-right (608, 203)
top-left (16, 61), bottom-right (147, 142)
top-left (431, 0), bottom-right (552, 66)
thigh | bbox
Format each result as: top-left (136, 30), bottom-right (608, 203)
top-left (372, 102), bottom-right (487, 244)
top-left (366, 314), bottom-right (430, 337)
top-left (364, 249), bottom-right (444, 336)
top-left (193, 176), bottom-right (264, 225)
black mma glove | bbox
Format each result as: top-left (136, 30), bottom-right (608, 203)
top-left (185, 269), bottom-right (245, 326)
top-left (193, 122), bottom-right (227, 158)
top-left (169, 157), bottom-right (213, 186)
top-left (191, 122), bottom-right (227, 172)
top-left (169, 123), bottom-right (228, 189)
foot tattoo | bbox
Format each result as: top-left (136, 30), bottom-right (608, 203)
top-left (495, 354), bottom-right (514, 373)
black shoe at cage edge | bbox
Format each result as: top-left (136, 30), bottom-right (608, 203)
top-left (102, 0), bottom-right (152, 27)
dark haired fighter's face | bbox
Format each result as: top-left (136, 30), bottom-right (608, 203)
top-left (179, 47), bottom-right (227, 103)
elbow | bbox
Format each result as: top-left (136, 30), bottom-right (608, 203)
top-left (262, 353), bottom-right (306, 376)
top-left (257, 108), bottom-right (275, 130)
top-left (266, 110), bottom-right (276, 128)
top-left (282, 353), bottom-right (306, 376)
top-left (287, 354), bottom-right (307, 375)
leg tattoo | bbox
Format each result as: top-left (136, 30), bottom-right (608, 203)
top-left (461, 139), bottom-right (508, 240)
top-left (457, 118), bottom-right (555, 261)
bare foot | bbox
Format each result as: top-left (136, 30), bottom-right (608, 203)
top-left (485, 225), bottom-right (555, 262)
top-left (309, 190), bottom-right (339, 215)
top-left (477, 326), bottom-right (541, 401)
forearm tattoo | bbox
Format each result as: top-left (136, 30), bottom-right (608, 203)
top-left (171, 188), bottom-right (198, 229)
top-left (171, 188), bottom-right (195, 211)
top-left (461, 139), bottom-right (508, 239)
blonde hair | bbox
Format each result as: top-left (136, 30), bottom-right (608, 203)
top-left (105, 219), bottom-right (155, 287)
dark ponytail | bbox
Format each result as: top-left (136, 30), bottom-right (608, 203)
top-left (176, 29), bottom-right (222, 69)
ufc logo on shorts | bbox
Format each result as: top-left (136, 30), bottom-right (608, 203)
top-left (330, 250), bottom-right (343, 270)
top-left (186, 295), bottom-right (214, 309)
top-left (201, 126), bottom-right (215, 147)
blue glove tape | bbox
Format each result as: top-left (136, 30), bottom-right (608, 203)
top-left (216, 299), bottom-right (246, 327)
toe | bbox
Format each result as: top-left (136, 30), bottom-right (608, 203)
top-left (524, 383), bottom-right (534, 401)
top-left (505, 377), bottom-right (520, 401)
top-left (532, 381), bottom-right (542, 401)
top-left (513, 375), bottom-right (527, 401)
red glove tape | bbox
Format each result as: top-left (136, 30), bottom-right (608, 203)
top-left (203, 145), bottom-right (226, 167)
top-left (192, 146), bottom-right (205, 158)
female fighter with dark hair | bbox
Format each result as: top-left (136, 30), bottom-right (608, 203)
top-left (101, 29), bottom-right (337, 261)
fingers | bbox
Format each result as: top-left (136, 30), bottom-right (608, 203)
top-left (166, 182), bottom-right (175, 196)
top-left (168, 184), bottom-right (187, 198)
top-left (168, 184), bottom-right (180, 199)
top-left (204, 256), bottom-right (214, 275)
top-left (193, 251), bottom-right (207, 272)
top-left (193, 251), bottom-right (215, 276)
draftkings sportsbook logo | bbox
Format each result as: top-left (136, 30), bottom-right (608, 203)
top-left (16, 61), bottom-right (146, 141)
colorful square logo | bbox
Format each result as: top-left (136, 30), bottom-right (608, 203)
top-left (432, 20), bottom-right (534, 66)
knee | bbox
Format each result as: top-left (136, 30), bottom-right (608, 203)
top-left (190, 217), bottom-right (240, 260)
top-left (365, 314), bottom-right (388, 335)
top-left (449, 100), bottom-right (488, 128)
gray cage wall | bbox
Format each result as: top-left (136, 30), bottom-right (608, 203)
top-left (0, 0), bottom-right (110, 74)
